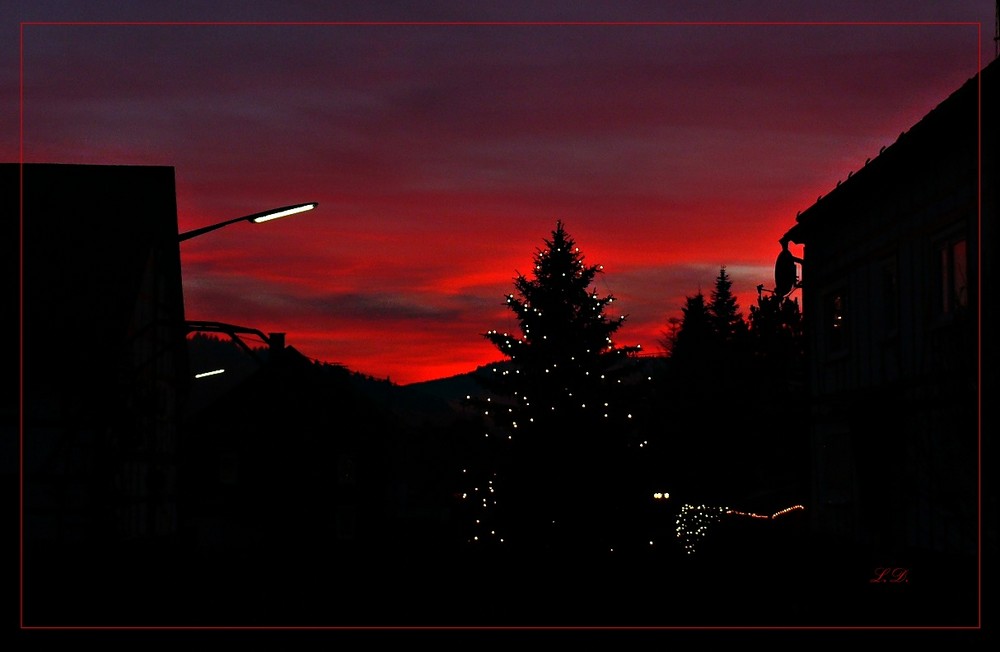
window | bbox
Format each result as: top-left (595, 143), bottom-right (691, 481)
top-left (938, 238), bottom-right (968, 315)
top-left (826, 290), bottom-right (848, 355)
top-left (337, 454), bottom-right (356, 485)
top-left (220, 452), bottom-right (238, 485)
top-left (881, 257), bottom-right (898, 336)
top-left (336, 506), bottom-right (356, 540)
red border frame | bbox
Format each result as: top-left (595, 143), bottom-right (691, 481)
top-left (18, 20), bottom-right (985, 632)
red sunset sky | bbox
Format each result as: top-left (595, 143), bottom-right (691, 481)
top-left (9, 1), bottom-right (995, 384)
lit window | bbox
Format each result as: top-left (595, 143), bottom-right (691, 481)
top-left (337, 454), bottom-right (356, 485)
top-left (938, 238), bottom-right (968, 315)
top-left (826, 291), bottom-right (847, 354)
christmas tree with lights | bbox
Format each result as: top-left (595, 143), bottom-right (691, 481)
top-left (465, 221), bottom-right (644, 554)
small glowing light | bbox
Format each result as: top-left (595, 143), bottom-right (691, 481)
top-left (194, 368), bottom-right (225, 379)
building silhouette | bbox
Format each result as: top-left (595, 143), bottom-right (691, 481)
top-left (179, 335), bottom-right (396, 556)
top-left (779, 58), bottom-right (995, 559)
top-left (13, 163), bottom-right (188, 549)
top-left (13, 162), bottom-right (480, 625)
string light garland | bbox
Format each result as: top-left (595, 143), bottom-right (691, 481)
top-left (676, 503), bottom-right (806, 554)
top-left (676, 504), bottom-right (730, 554)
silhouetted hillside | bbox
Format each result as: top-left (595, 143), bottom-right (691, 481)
top-left (402, 363), bottom-right (500, 402)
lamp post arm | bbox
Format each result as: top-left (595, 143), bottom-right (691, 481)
top-left (177, 202), bottom-right (317, 242)
top-left (178, 214), bottom-right (252, 242)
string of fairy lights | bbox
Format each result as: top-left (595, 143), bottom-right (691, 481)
top-left (676, 502), bottom-right (806, 554)
top-left (459, 363), bottom-right (651, 547)
top-left (459, 469), bottom-right (505, 545)
top-left (460, 481), bottom-right (806, 553)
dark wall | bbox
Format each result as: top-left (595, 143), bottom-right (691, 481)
top-left (13, 162), bottom-right (187, 544)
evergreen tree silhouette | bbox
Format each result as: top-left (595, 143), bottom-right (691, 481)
top-left (707, 265), bottom-right (747, 345)
top-left (660, 270), bottom-right (807, 502)
top-left (670, 290), bottom-right (712, 364)
top-left (659, 268), bottom-right (753, 499)
top-left (748, 291), bottom-right (804, 389)
top-left (657, 315), bottom-right (683, 356)
top-left (467, 221), bottom-right (642, 553)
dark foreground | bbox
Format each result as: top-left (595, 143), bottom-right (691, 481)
top-left (21, 520), bottom-right (979, 630)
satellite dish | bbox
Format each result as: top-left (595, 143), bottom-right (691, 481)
top-left (774, 248), bottom-right (797, 297)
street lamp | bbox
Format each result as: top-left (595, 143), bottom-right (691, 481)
top-left (177, 202), bottom-right (318, 242)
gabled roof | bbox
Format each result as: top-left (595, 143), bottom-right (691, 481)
top-left (784, 57), bottom-right (997, 243)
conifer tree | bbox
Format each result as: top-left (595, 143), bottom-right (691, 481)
top-left (466, 221), bottom-right (642, 552)
top-left (748, 292), bottom-right (803, 354)
top-left (670, 291), bottom-right (712, 363)
top-left (481, 220), bottom-right (639, 412)
top-left (748, 291), bottom-right (804, 386)
top-left (707, 265), bottom-right (747, 344)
